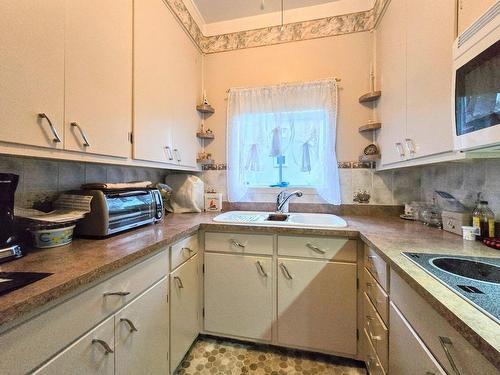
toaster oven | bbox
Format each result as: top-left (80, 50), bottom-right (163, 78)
top-left (75, 189), bottom-right (164, 237)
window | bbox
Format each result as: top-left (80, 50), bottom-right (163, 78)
top-left (227, 79), bottom-right (340, 204)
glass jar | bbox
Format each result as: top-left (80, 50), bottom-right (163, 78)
top-left (472, 200), bottom-right (495, 240)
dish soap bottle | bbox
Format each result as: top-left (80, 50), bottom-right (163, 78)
top-left (472, 200), bottom-right (495, 240)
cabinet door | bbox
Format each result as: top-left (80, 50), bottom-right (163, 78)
top-left (115, 278), bottom-right (169, 375)
top-left (389, 302), bottom-right (447, 375)
top-left (405, 0), bottom-right (454, 158)
top-left (170, 254), bottom-right (200, 372)
top-left (204, 253), bottom-right (273, 341)
top-left (277, 258), bottom-right (357, 355)
top-left (34, 316), bottom-right (115, 375)
top-left (64, 0), bottom-right (132, 157)
top-left (458, 0), bottom-right (497, 34)
top-left (376, 0), bottom-right (407, 165)
top-left (134, 0), bottom-right (200, 165)
top-left (0, 0), bottom-right (65, 149)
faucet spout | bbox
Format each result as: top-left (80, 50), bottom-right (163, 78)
top-left (276, 190), bottom-right (303, 213)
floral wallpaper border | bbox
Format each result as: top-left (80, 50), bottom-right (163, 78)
top-left (201, 161), bottom-right (375, 171)
top-left (164, 0), bottom-right (389, 54)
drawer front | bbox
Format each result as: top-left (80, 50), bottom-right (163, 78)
top-left (363, 293), bottom-right (388, 373)
top-left (171, 234), bottom-right (199, 270)
top-left (205, 232), bottom-right (273, 255)
top-left (364, 247), bottom-right (388, 291)
top-left (0, 249), bottom-right (168, 375)
top-left (364, 329), bottom-right (386, 375)
top-left (364, 268), bottom-right (389, 325)
top-left (389, 302), bottom-right (447, 375)
top-left (390, 269), bottom-right (498, 375)
top-left (278, 235), bottom-right (357, 262)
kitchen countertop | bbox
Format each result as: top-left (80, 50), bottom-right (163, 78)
top-left (0, 212), bottom-right (498, 368)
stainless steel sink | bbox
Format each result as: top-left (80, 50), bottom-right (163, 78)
top-left (431, 257), bottom-right (500, 284)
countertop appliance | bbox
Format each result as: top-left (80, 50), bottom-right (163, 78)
top-left (403, 252), bottom-right (500, 323)
top-left (75, 189), bottom-right (164, 237)
top-left (0, 173), bottom-right (23, 263)
top-left (452, 2), bottom-right (500, 151)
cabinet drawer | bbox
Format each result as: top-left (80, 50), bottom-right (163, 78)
top-left (363, 293), bottom-right (388, 373)
top-left (278, 235), bottom-right (356, 262)
top-left (0, 250), bottom-right (168, 375)
top-left (364, 247), bottom-right (388, 291)
top-left (364, 329), bottom-right (386, 375)
top-left (205, 232), bottom-right (273, 255)
top-left (390, 269), bottom-right (498, 375)
top-left (171, 234), bottom-right (198, 270)
top-left (389, 302), bottom-right (446, 375)
top-left (363, 268), bottom-right (389, 325)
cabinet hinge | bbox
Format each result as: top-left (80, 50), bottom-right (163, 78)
top-left (166, 294), bottom-right (169, 303)
top-left (202, 264), bottom-right (205, 273)
top-left (356, 278), bottom-right (359, 290)
top-left (356, 329), bottom-right (359, 341)
top-left (128, 131), bottom-right (133, 144)
top-left (202, 308), bottom-right (205, 318)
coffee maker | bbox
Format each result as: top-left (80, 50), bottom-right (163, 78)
top-left (0, 173), bottom-right (23, 262)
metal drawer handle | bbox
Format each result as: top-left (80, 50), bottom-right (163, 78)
top-left (366, 316), bottom-right (382, 341)
top-left (174, 276), bottom-right (184, 289)
top-left (38, 113), bottom-right (62, 143)
top-left (70, 122), bottom-right (91, 147)
top-left (173, 148), bottom-right (181, 162)
top-left (366, 356), bottom-right (380, 373)
top-left (165, 146), bottom-right (174, 160)
top-left (256, 261), bottom-right (268, 277)
top-left (120, 318), bottom-right (138, 332)
top-left (405, 138), bottom-right (416, 156)
top-left (231, 239), bottom-right (245, 249)
top-left (92, 339), bottom-right (114, 354)
top-left (103, 291), bottom-right (130, 297)
top-left (439, 336), bottom-right (462, 375)
top-left (182, 247), bottom-right (194, 255)
top-left (280, 263), bottom-right (293, 280)
top-left (306, 243), bottom-right (326, 254)
top-left (395, 142), bottom-right (405, 158)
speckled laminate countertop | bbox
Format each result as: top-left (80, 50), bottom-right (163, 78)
top-left (0, 212), bottom-right (498, 368)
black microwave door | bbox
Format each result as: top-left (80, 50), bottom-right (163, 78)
top-left (455, 39), bottom-right (500, 136)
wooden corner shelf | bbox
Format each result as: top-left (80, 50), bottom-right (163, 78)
top-left (359, 154), bottom-right (380, 162)
top-left (196, 132), bottom-right (215, 139)
top-left (196, 104), bottom-right (215, 114)
top-left (196, 158), bottom-right (215, 165)
top-left (358, 122), bottom-right (382, 133)
top-left (359, 91), bottom-right (381, 103)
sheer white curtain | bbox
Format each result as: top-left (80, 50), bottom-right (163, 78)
top-left (226, 79), bottom-right (340, 204)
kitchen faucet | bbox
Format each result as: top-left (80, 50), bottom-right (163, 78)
top-left (276, 190), bottom-right (303, 213)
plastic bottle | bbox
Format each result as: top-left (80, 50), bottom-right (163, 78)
top-left (472, 201), bottom-right (495, 240)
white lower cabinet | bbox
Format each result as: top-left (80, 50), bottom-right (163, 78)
top-left (204, 252), bottom-right (273, 341)
top-left (389, 302), bottom-right (446, 375)
top-left (277, 258), bottom-right (357, 355)
top-left (34, 316), bottom-right (115, 375)
top-left (115, 278), bottom-right (170, 375)
top-left (170, 254), bottom-right (200, 372)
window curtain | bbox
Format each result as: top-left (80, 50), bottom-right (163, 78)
top-left (226, 79), bottom-right (340, 204)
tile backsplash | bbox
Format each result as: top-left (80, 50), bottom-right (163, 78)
top-left (0, 155), bottom-right (169, 209)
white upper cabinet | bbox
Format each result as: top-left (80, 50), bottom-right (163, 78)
top-left (458, 0), bottom-right (497, 34)
top-left (133, 0), bottom-right (201, 167)
top-left (0, 0), bottom-right (65, 149)
top-left (64, 0), bottom-right (132, 158)
top-left (376, 0), bottom-right (407, 165)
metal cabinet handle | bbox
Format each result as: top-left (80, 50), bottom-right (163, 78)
top-left (173, 148), bottom-right (181, 162)
top-left (231, 239), bottom-right (245, 249)
top-left (70, 122), bottom-right (91, 147)
top-left (92, 339), bottom-right (114, 354)
top-left (103, 291), bottom-right (130, 297)
top-left (366, 316), bottom-right (382, 341)
top-left (280, 263), bottom-right (293, 280)
top-left (174, 276), bottom-right (184, 288)
top-left (405, 138), bottom-right (416, 156)
top-left (306, 243), bottom-right (326, 254)
top-left (38, 113), bottom-right (62, 143)
top-left (182, 247), bottom-right (194, 255)
top-left (165, 146), bottom-right (174, 160)
top-left (256, 261), bottom-right (268, 277)
top-left (439, 336), bottom-right (462, 375)
top-left (395, 142), bottom-right (405, 158)
top-left (120, 318), bottom-right (138, 332)
top-left (366, 356), bottom-right (380, 373)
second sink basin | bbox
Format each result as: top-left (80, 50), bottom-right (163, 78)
top-left (431, 257), bottom-right (500, 284)
top-left (212, 211), bottom-right (348, 228)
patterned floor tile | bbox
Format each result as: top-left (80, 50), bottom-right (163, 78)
top-left (175, 336), bottom-right (367, 375)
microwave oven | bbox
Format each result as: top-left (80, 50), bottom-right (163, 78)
top-left (453, 2), bottom-right (500, 151)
